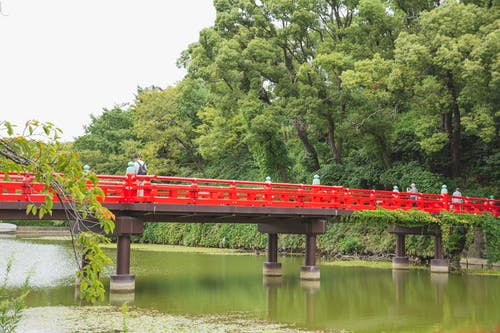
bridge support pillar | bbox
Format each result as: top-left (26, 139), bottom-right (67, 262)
top-left (110, 216), bottom-right (144, 294)
top-left (263, 233), bottom-right (282, 276)
top-left (431, 233), bottom-right (449, 273)
top-left (301, 234), bottom-right (320, 280)
top-left (393, 234), bottom-right (409, 270)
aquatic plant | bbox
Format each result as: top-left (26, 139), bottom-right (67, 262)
top-left (0, 256), bottom-right (30, 333)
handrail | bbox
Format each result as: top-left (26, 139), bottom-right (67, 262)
top-left (0, 172), bottom-right (498, 216)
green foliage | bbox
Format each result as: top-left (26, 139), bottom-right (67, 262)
top-left (74, 106), bottom-right (138, 175)
top-left (351, 209), bottom-right (499, 264)
top-left (1, 120), bottom-right (115, 305)
top-left (76, 232), bottom-right (113, 304)
top-left (0, 256), bottom-right (29, 333)
top-left (66, 1), bottom-right (498, 198)
top-left (141, 223), bottom-right (267, 249)
top-left (339, 236), bottom-right (366, 254)
top-left (379, 161), bottom-right (442, 193)
top-left (121, 302), bottom-right (129, 333)
top-left (482, 214), bottom-right (500, 264)
top-left (349, 209), bottom-right (439, 226)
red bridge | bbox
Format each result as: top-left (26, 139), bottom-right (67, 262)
top-left (0, 173), bottom-right (498, 296)
top-left (1, 173), bottom-right (498, 216)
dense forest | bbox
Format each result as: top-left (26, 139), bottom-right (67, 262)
top-left (72, 1), bottom-right (499, 261)
top-left (74, 0), bottom-right (499, 199)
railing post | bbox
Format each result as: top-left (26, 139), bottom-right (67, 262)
top-left (442, 193), bottom-right (449, 211)
top-left (190, 179), bottom-right (198, 204)
top-left (123, 173), bottom-right (135, 203)
top-left (230, 181), bottom-right (237, 205)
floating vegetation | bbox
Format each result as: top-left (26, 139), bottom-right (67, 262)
top-left (17, 306), bottom-right (328, 333)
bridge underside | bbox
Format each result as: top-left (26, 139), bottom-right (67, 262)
top-left (0, 202), bottom-right (352, 224)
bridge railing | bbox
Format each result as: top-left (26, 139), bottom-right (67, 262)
top-left (0, 173), bottom-right (498, 216)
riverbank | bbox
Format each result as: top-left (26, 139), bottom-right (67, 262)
top-left (11, 232), bottom-right (500, 274)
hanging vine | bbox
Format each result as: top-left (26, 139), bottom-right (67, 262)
top-left (350, 209), bottom-right (498, 264)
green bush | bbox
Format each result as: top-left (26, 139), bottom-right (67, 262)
top-left (339, 236), bottom-right (365, 254)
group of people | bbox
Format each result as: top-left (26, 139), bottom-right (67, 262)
top-left (122, 158), bottom-right (467, 206)
top-left (393, 182), bottom-right (463, 207)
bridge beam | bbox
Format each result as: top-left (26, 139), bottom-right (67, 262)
top-left (258, 220), bottom-right (326, 235)
top-left (110, 216), bottom-right (144, 294)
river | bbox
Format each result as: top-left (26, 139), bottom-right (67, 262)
top-left (0, 235), bottom-right (498, 332)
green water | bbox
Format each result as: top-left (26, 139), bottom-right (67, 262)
top-left (4, 237), bottom-right (500, 333)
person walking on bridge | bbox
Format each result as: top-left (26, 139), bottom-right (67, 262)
top-left (409, 183), bottom-right (419, 207)
top-left (125, 161), bottom-right (135, 175)
top-left (133, 153), bottom-right (147, 196)
top-left (134, 153), bottom-right (147, 175)
top-left (451, 187), bottom-right (463, 211)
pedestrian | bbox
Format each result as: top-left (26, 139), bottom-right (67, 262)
top-left (133, 153), bottom-right (147, 196)
top-left (409, 183), bottom-right (418, 207)
top-left (125, 161), bottom-right (135, 175)
top-left (451, 187), bottom-right (462, 210)
top-left (440, 184), bottom-right (448, 195)
top-left (134, 153), bottom-right (147, 175)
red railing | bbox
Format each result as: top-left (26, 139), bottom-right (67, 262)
top-left (0, 173), bottom-right (498, 216)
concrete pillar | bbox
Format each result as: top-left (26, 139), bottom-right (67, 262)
top-left (301, 234), bottom-right (320, 280)
top-left (110, 234), bottom-right (136, 293)
top-left (110, 216), bottom-right (144, 294)
top-left (263, 233), bottom-right (282, 276)
top-left (430, 233), bottom-right (449, 273)
top-left (392, 233), bottom-right (409, 270)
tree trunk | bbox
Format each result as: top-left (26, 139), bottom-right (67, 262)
top-left (292, 118), bottom-right (320, 171)
top-left (375, 134), bottom-right (392, 170)
top-left (446, 74), bottom-right (461, 178)
top-left (326, 114), bottom-right (339, 161)
top-left (450, 101), bottom-right (461, 178)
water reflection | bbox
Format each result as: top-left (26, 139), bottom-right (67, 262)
top-left (2, 237), bottom-right (499, 333)
top-left (0, 236), bottom-right (76, 288)
top-left (392, 270), bottom-right (408, 305)
top-left (301, 280), bottom-right (319, 326)
top-left (263, 276), bottom-right (280, 320)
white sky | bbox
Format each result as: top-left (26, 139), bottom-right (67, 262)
top-left (0, 1), bottom-right (216, 141)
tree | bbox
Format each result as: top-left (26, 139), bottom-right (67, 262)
top-left (392, 2), bottom-right (499, 178)
top-left (132, 80), bottom-right (208, 177)
top-left (181, 0), bottom-right (405, 180)
top-left (0, 120), bottom-right (115, 304)
top-left (74, 105), bottom-right (138, 175)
